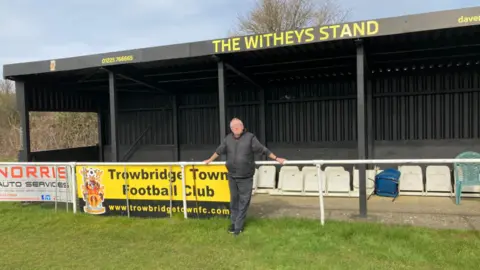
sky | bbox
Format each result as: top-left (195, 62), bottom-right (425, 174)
top-left (0, 0), bottom-right (478, 77)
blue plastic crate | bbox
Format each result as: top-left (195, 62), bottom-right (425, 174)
top-left (374, 168), bottom-right (401, 200)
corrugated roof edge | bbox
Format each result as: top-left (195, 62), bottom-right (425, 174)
top-left (3, 6), bottom-right (480, 78)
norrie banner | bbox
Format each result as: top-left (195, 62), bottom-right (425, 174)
top-left (0, 164), bottom-right (74, 203)
top-left (75, 164), bottom-right (231, 218)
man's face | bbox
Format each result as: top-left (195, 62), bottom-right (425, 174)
top-left (230, 120), bottom-right (244, 136)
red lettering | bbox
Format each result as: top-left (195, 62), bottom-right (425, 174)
top-left (26, 166), bottom-right (37, 178)
top-left (0, 166), bottom-right (68, 180)
top-left (40, 167), bottom-right (49, 178)
top-left (0, 167), bottom-right (7, 178)
top-left (11, 167), bottom-right (23, 178)
top-left (57, 167), bottom-right (67, 180)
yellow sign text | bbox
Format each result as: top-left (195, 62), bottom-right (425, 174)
top-left (458, 15), bottom-right (480, 23)
top-left (212, 20), bottom-right (379, 53)
top-left (101, 55), bottom-right (134, 64)
top-left (76, 164), bottom-right (230, 203)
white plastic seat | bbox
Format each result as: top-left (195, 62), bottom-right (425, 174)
top-left (255, 165), bottom-right (276, 193)
top-left (398, 165), bottom-right (424, 195)
top-left (325, 169), bottom-right (351, 196)
top-left (277, 166), bottom-right (303, 193)
top-left (302, 166), bottom-right (326, 195)
top-left (425, 166), bottom-right (452, 196)
top-left (322, 166), bottom-right (346, 194)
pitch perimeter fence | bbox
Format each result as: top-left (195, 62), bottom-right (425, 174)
top-left (1, 158), bottom-right (480, 226)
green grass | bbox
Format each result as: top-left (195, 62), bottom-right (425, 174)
top-left (0, 203), bottom-right (479, 270)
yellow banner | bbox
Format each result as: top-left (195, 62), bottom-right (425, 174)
top-left (184, 165), bottom-right (229, 202)
top-left (75, 164), bottom-right (230, 203)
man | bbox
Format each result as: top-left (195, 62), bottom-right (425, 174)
top-left (203, 118), bottom-right (286, 236)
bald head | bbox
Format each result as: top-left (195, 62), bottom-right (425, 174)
top-left (230, 118), bottom-right (244, 137)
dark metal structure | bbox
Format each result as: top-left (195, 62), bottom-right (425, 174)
top-left (4, 7), bottom-right (480, 217)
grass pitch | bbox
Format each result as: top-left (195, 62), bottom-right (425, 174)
top-left (0, 202), bottom-right (479, 270)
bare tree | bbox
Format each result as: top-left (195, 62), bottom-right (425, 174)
top-left (0, 79), bottom-right (14, 94)
top-left (0, 80), bottom-right (17, 126)
top-left (0, 79), bottom-right (19, 160)
top-left (232, 0), bottom-right (350, 35)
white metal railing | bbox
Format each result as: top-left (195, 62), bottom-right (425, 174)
top-left (75, 161), bottom-right (326, 223)
top-left (2, 158), bottom-right (480, 226)
top-left (72, 158), bottom-right (480, 166)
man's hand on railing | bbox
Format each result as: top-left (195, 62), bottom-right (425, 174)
top-left (203, 159), bottom-right (213, 165)
top-left (275, 157), bottom-right (287, 165)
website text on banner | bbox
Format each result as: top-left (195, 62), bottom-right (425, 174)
top-left (0, 164), bottom-right (73, 203)
top-left (75, 164), bottom-right (231, 218)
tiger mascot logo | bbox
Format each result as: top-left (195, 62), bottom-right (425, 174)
top-left (80, 167), bottom-right (106, 215)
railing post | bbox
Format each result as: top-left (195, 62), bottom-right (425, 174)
top-left (70, 162), bottom-right (78, 214)
top-left (123, 165), bottom-right (130, 218)
top-left (180, 163), bottom-right (188, 219)
top-left (169, 165), bottom-right (174, 218)
top-left (314, 160), bottom-right (325, 226)
top-left (54, 165), bottom-right (58, 213)
top-left (65, 164), bottom-right (69, 213)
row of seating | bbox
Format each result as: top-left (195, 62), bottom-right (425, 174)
top-left (251, 165), bottom-right (480, 197)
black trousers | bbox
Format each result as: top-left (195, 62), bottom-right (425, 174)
top-left (227, 175), bottom-right (253, 231)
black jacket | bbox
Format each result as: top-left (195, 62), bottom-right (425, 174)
top-left (215, 131), bottom-right (272, 178)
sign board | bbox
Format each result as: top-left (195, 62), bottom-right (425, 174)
top-left (0, 165), bottom-right (73, 203)
top-left (75, 164), bottom-right (230, 218)
top-left (211, 20), bottom-right (380, 53)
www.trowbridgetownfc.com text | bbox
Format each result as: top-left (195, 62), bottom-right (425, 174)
top-left (108, 204), bottom-right (230, 215)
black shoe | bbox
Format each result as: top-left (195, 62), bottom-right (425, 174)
top-left (233, 230), bottom-right (243, 237)
top-left (228, 224), bottom-right (235, 234)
